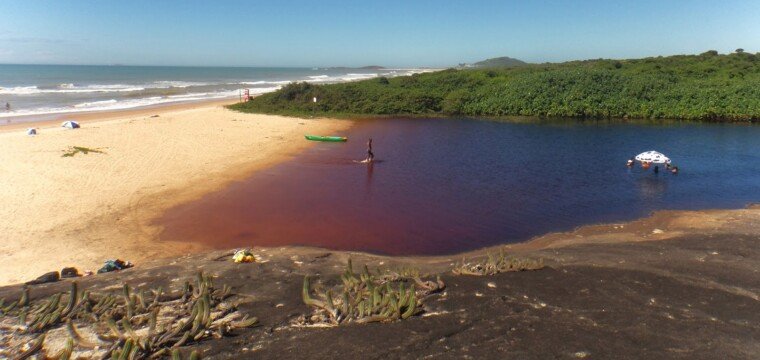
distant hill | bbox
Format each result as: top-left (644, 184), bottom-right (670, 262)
top-left (472, 56), bottom-right (528, 68)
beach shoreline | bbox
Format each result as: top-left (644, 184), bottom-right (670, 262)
top-left (1, 101), bottom-right (758, 286)
top-left (0, 97), bottom-right (240, 131)
top-left (0, 100), bottom-right (352, 285)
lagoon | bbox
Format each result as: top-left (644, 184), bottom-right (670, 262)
top-left (157, 118), bottom-right (760, 255)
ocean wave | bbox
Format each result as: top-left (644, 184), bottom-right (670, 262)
top-left (73, 99), bottom-right (119, 108)
top-left (0, 81), bottom-right (215, 95)
top-left (151, 80), bottom-right (211, 88)
top-left (240, 80), bottom-right (292, 86)
top-left (248, 87), bottom-right (281, 95)
top-left (0, 70), bottom-right (433, 96)
top-left (0, 90), bottom-right (244, 118)
top-left (0, 84), bottom-right (146, 95)
top-left (167, 93), bottom-right (209, 99)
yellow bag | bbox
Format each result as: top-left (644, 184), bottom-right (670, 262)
top-left (233, 249), bottom-right (254, 263)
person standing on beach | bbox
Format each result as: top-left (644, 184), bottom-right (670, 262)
top-left (365, 138), bottom-right (374, 162)
top-left (5, 102), bottom-right (9, 111)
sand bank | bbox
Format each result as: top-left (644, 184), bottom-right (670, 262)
top-left (0, 101), bottom-right (352, 285)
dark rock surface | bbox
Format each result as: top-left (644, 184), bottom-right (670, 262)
top-left (2, 232), bottom-right (757, 359)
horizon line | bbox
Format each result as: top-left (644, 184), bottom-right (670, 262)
top-left (0, 49), bottom-right (755, 69)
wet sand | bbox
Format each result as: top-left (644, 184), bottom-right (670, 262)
top-left (0, 100), bottom-right (352, 285)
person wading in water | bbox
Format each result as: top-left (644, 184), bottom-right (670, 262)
top-left (365, 138), bottom-right (374, 163)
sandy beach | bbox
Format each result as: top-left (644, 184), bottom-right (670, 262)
top-left (0, 101), bottom-right (351, 285)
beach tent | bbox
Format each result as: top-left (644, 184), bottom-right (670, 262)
top-left (635, 150), bottom-right (671, 164)
top-left (26, 128), bottom-right (37, 136)
top-left (61, 120), bottom-right (80, 129)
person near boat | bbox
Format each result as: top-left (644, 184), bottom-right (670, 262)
top-left (631, 151), bottom-right (680, 174)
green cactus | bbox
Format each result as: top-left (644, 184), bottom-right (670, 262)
top-left (19, 287), bottom-right (30, 307)
top-left (0, 273), bottom-right (255, 359)
top-left (55, 337), bottom-right (74, 360)
top-left (62, 282), bottom-right (78, 316)
top-left (122, 316), bottom-right (137, 339)
top-left (302, 277), bottom-right (331, 314)
top-left (118, 339), bottom-right (134, 360)
top-left (401, 288), bottom-right (417, 319)
top-left (231, 316), bottom-right (258, 329)
top-left (173, 331), bottom-right (192, 348)
top-left (106, 318), bottom-right (123, 339)
top-left (16, 333), bottom-right (45, 359)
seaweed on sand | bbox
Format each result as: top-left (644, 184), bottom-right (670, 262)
top-left (61, 146), bottom-right (104, 157)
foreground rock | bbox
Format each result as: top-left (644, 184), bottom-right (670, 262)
top-left (1, 209), bottom-right (758, 359)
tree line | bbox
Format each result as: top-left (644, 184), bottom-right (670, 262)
top-left (230, 51), bottom-right (759, 122)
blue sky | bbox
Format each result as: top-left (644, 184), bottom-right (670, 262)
top-left (0, 0), bottom-right (758, 67)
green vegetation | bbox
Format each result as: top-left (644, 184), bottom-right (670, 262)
top-left (230, 51), bottom-right (760, 121)
top-left (472, 56), bottom-right (528, 68)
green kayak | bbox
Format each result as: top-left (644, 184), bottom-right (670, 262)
top-left (305, 135), bottom-right (347, 142)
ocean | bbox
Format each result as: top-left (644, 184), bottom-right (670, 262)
top-left (0, 64), bottom-right (432, 121)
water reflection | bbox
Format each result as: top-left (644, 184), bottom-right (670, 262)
top-left (365, 161), bottom-right (374, 196)
top-left (636, 176), bottom-right (669, 201)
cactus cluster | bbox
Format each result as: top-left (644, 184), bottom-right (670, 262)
top-left (299, 259), bottom-right (445, 326)
top-left (0, 272), bottom-right (257, 359)
top-left (453, 250), bottom-right (545, 276)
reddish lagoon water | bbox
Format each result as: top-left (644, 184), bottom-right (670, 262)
top-left (156, 118), bottom-right (760, 255)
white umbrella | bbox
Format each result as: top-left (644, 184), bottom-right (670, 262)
top-left (635, 150), bottom-right (671, 164)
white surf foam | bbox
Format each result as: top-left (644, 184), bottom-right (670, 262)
top-left (241, 80), bottom-right (292, 86)
top-left (0, 90), bottom-right (243, 118)
top-left (0, 84), bottom-right (146, 95)
top-left (73, 99), bottom-right (119, 108)
top-left (151, 80), bottom-right (211, 88)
